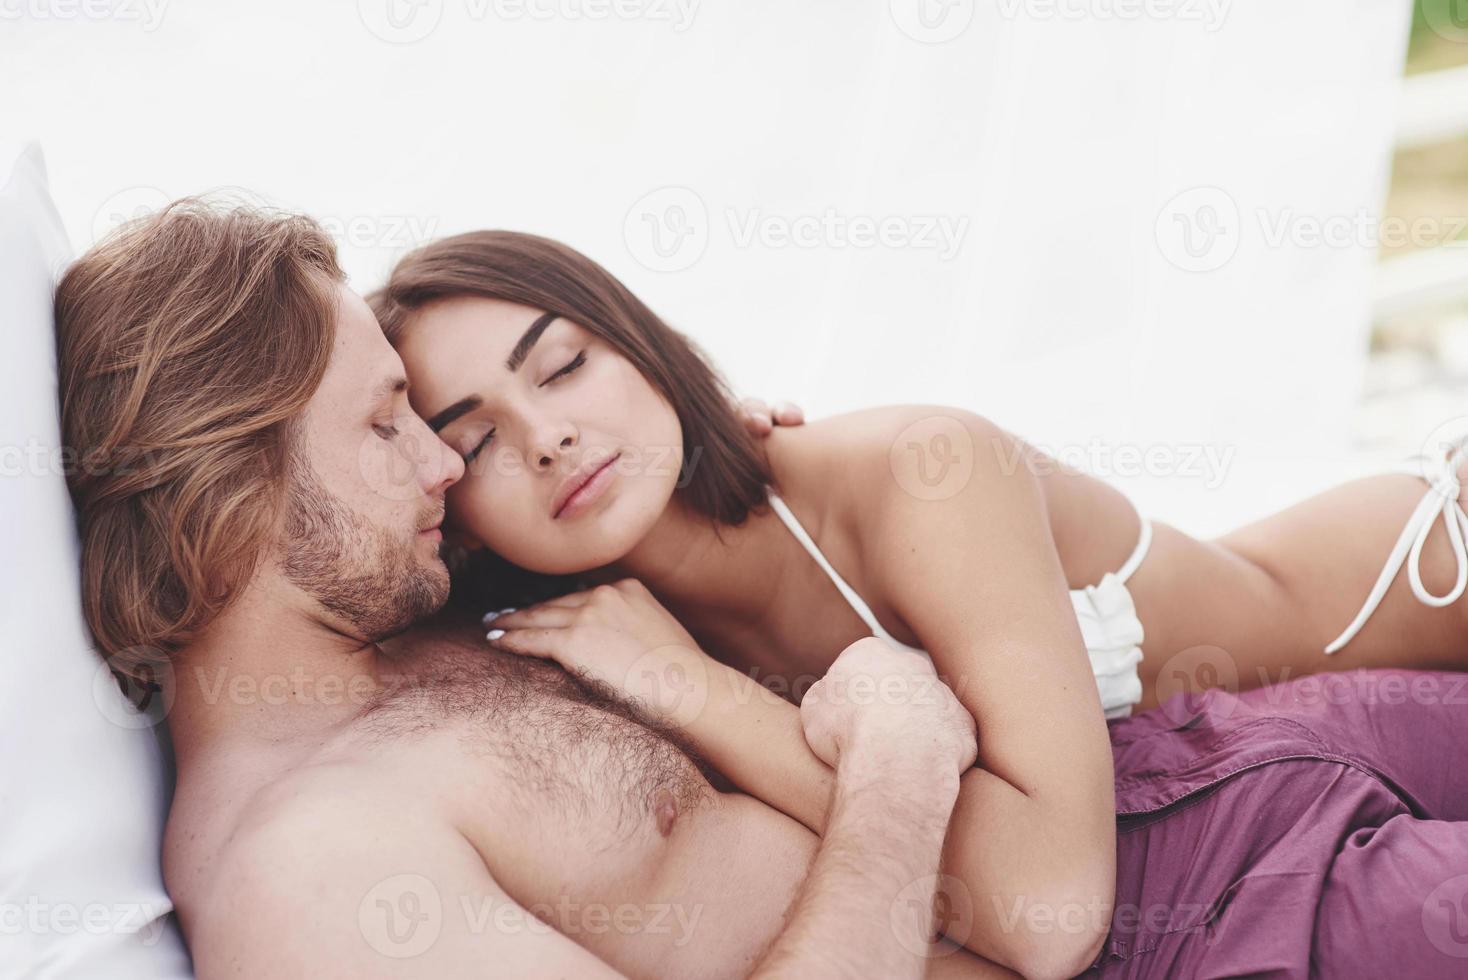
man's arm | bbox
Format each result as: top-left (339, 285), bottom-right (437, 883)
top-left (751, 639), bottom-right (978, 980)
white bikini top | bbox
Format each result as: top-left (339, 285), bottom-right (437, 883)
top-left (1324, 439), bottom-right (1468, 654)
top-left (764, 487), bottom-right (1154, 653)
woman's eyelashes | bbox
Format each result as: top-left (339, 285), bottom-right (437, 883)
top-left (540, 350), bottom-right (586, 386)
top-left (462, 351), bottom-right (588, 464)
top-left (464, 428), bottom-right (494, 463)
top-left (373, 421), bottom-right (400, 440)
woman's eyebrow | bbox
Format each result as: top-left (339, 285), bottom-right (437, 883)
top-left (427, 396), bottom-right (481, 433)
top-left (505, 312), bottom-right (560, 372)
top-left (427, 312), bottom-right (561, 432)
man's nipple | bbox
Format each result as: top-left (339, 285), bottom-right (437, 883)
top-left (653, 788), bottom-right (679, 838)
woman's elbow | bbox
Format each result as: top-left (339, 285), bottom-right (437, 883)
top-left (978, 876), bottom-right (1113, 979)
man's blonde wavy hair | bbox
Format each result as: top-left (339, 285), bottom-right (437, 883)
top-left (55, 199), bottom-right (343, 685)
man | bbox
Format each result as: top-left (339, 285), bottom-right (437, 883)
top-left (55, 200), bottom-right (1006, 979)
top-left (58, 200), bottom-right (1468, 980)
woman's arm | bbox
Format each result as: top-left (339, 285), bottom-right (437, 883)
top-left (693, 410), bottom-right (1116, 978)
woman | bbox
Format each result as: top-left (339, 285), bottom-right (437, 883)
top-left (369, 231), bottom-right (1468, 975)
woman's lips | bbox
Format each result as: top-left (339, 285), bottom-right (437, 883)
top-left (554, 454), bottom-right (621, 520)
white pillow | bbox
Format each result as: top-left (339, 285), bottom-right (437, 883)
top-left (0, 143), bottom-right (191, 979)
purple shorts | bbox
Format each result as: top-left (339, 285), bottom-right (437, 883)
top-left (1084, 669), bottom-right (1468, 978)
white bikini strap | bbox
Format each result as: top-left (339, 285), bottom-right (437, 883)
top-left (1116, 515), bottom-right (1154, 585)
top-left (1324, 443), bottom-right (1468, 654)
top-left (765, 490), bottom-right (896, 642)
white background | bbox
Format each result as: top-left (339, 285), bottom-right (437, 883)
top-left (4, 0), bottom-right (1418, 534)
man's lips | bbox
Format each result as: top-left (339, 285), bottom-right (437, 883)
top-left (551, 453), bottom-right (621, 519)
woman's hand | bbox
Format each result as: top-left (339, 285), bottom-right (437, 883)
top-left (485, 579), bottom-right (718, 728)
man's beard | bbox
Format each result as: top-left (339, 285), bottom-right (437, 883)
top-left (282, 463), bottom-right (448, 641)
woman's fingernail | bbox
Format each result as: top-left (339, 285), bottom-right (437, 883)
top-left (500, 607), bottom-right (517, 615)
top-left (482, 611), bottom-right (500, 624)
top-left (486, 629), bottom-right (506, 641)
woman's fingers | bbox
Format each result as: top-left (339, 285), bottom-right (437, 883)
top-left (486, 627), bottom-right (567, 660)
top-left (489, 606), bottom-right (576, 632)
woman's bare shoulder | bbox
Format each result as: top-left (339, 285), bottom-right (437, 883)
top-left (763, 404), bottom-right (1009, 531)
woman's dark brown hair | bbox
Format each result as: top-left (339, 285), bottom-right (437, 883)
top-left (369, 231), bottom-right (773, 606)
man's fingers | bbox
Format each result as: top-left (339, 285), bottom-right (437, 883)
top-left (738, 397), bottom-right (774, 435)
top-left (771, 401), bottom-right (804, 426)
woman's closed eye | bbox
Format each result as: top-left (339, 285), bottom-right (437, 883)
top-left (541, 350), bottom-right (586, 386)
top-left (462, 352), bottom-right (588, 463)
top-left (464, 428), bottom-right (495, 464)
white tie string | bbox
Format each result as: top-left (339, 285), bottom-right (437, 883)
top-left (1324, 444), bottom-right (1468, 654)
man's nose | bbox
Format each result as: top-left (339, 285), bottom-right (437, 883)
top-left (404, 416), bottom-right (463, 493)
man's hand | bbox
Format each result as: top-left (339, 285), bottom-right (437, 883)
top-left (752, 639), bottom-right (982, 979)
top-left (736, 397), bottom-right (805, 437)
top-left (800, 637), bottom-right (978, 779)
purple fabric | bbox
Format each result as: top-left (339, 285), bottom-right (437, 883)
top-left (1083, 669), bottom-right (1468, 978)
